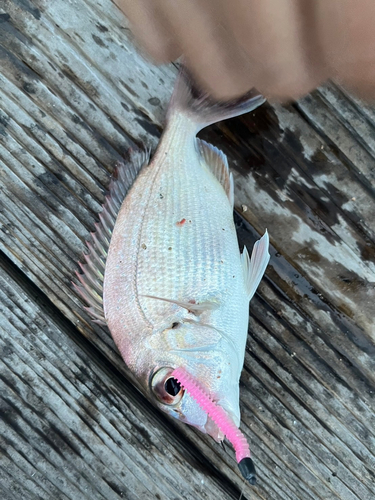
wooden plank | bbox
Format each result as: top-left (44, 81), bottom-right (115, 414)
top-left (0, 0), bottom-right (374, 498)
top-left (201, 102), bottom-right (375, 339)
top-left (0, 256), bottom-right (243, 500)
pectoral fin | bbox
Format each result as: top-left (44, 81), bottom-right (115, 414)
top-left (142, 295), bottom-right (219, 315)
top-left (242, 230), bottom-right (270, 300)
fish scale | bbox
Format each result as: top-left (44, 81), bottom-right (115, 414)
top-left (136, 148), bottom-right (237, 323)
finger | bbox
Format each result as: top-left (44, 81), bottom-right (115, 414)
top-left (158, 0), bottom-right (255, 99)
top-left (114, 0), bottom-right (181, 62)
top-left (316, 0), bottom-right (375, 99)
top-left (224, 0), bottom-right (328, 100)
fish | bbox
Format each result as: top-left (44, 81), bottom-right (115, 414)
top-left (74, 67), bottom-right (270, 484)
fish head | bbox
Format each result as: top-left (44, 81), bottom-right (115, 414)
top-left (145, 321), bottom-right (241, 441)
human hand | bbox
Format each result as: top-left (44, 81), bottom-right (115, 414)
top-left (115, 0), bottom-right (375, 101)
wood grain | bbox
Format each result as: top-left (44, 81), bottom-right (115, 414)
top-left (0, 255), bottom-right (242, 500)
top-left (0, 0), bottom-right (374, 498)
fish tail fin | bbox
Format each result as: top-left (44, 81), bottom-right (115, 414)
top-left (167, 66), bottom-right (265, 132)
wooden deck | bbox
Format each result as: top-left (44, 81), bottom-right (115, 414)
top-left (0, 1), bottom-right (374, 499)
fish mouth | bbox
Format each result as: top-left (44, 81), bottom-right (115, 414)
top-left (202, 404), bottom-right (240, 443)
top-left (204, 416), bottom-right (225, 442)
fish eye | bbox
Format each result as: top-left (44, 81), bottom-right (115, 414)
top-left (164, 377), bottom-right (181, 396)
top-left (151, 367), bottom-right (184, 406)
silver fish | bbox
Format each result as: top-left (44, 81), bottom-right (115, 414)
top-left (75, 69), bottom-right (269, 446)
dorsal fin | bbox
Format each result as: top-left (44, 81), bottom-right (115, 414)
top-left (241, 230), bottom-right (270, 300)
top-left (197, 139), bottom-right (234, 207)
top-left (73, 149), bottom-right (150, 324)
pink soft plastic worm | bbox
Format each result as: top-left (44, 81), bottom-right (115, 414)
top-left (172, 367), bottom-right (257, 484)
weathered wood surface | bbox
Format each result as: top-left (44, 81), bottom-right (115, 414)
top-left (0, 0), bottom-right (374, 499)
top-left (0, 254), bottom-right (240, 500)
